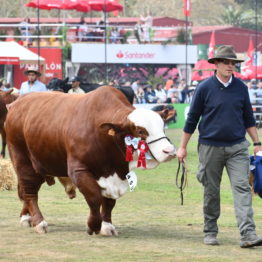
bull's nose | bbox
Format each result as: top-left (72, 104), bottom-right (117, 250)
top-left (163, 146), bottom-right (176, 156)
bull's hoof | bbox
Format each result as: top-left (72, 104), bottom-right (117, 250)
top-left (20, 214), bottom-right (32, 227)
top-left (100, 221), bottom-right (118, 236)
top-left (34, 220), bottom-right (48, 234)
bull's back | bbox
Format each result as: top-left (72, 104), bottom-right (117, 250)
top-left (6, 87), bottom-right (133, 175)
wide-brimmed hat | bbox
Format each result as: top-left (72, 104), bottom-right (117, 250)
top-left (208, 45), bottom-right (244, 64)
top-left (24, 65), bottom-right (41, 76)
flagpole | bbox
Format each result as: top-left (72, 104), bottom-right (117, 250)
top-left (185, 15), bottom-right (188, 89)
top-left (183, 0), bottom-right (190, 90)
top-left (37, 0), bottom-right (40, 73)
top-left (104, 0), bottom-right (108, 84)
top-left (255, 0), bottom-right (258, 82)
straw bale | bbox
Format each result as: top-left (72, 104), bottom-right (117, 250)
top-left (0, 158), bottom-right (17, 191)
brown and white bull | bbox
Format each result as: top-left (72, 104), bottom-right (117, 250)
top-left (6, 86), bottom-right (176, 235)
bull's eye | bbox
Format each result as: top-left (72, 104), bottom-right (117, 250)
top-left (138, 130), bottom-right (144, 136)
top-left (136, 126), bottom-right (149, 139)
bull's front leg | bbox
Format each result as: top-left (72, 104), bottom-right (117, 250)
top-left (101, 197), bottom-right (118, 236)
top-left (69, 167), bottom-right (103, 235)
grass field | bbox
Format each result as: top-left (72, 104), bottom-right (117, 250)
top-left (1, 129), bottom-right (262, 262)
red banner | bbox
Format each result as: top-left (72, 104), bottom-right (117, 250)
top-left (183, 0), bottom-right (191, 16)
top-left (0, 57), bottom-right (19, 65)
top-left (13, 48), bottom-right (62, 89)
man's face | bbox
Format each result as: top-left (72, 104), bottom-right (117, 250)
top-left (215, 59), bottom-right (237, 79)
top-left (27, 72), bottom-right (37, 83)
top-left (72, 81), bottom-right (80, 88)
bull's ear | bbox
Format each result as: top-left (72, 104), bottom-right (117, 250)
top-left (100, 121), bottom-right (136, 137)
top-left (100, 123), bottom-right (124, 136)
top-left (157, 109), bottom-right (169, 121)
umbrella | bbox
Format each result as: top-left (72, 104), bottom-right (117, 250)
top-left (88, 0), bottom-right (123, 12)
top-left (241, 65), bottom-right (262, 80)
top-left (25, 0), bottom-right (90, 12)
top-left (25, 0), bottom-right (91, 76)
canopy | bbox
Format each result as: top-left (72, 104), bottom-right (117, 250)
top-left (0, 41), bottom-right (45, 64)
top-left (25, 0), bottom-right (90, 12)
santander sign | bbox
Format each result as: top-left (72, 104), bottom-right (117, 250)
top-left (116, 50), bottom-right (155, 59)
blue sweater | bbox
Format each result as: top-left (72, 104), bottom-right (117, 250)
top-left (184, 75), bottom-right (256, 146)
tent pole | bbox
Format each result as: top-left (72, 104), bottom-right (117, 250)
top-left (185, 14), bottom-right (188, 89)
top-left (37, 0), bottom-right (40, 72)
top-left (104, 0), bottom-right (108, 84)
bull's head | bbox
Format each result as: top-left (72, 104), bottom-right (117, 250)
top-left (100, 108), bottom-right (176, 170)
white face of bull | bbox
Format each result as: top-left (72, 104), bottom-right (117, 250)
top-left (127, 108), bottom-right (176, 169)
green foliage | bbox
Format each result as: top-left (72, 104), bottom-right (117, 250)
top-left (217, 5), bottom-right (253, 27)
top-left (217, 4), bottom-right (262, 30)
top-left (175, 28), bottom-right (191, 44)
top-left (146, 75), bottom-right (164, 88)
top-left (121, 30), bottom-right (132, 44)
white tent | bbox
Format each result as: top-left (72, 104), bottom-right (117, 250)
top-left (0, 41), bottom-right (45, 64)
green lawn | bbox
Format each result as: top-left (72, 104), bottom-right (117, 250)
top-left (1, 129), bottom-right (262, 262)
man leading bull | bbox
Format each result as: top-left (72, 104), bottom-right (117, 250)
top-left (177, 45), bottom-right (262, 248)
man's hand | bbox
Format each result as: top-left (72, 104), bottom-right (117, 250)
top-left (176, 147), bottom-right (187, 163)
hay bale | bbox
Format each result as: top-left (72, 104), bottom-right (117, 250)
top-left (0, 159), bottom-right (17, 191)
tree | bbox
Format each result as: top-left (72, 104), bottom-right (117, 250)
top-left (217, 5), bottom-right (251, 27)
top-left (217, 5), bottom-right (262, 30)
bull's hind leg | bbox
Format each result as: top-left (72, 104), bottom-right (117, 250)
top-left (9, 145), bottom-right (47, 233)
top-left (100, 197), bottom-right (118, 236)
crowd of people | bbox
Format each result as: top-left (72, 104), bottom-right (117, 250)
top-left (128, 77), bottom-right (196, 104)
top-left (17, 14), bottom-right (154, 45)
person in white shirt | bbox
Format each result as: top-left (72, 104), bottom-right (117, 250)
top-left (68, 76), bottom-right (85, 94)
top-left (20, 66), bottom-right (47, 95)
top-left (155, 83), bottom-right (167, 103)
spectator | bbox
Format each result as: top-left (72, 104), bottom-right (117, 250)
top-left (136, 87), bottom-right (146, 103)
top-left (167, 84), bottom-right (180, 103)
top-left (165, 77), bottom-right (174, 91)
top-left (68, 76), bottom-right (85, 94)
top-left (178, 78), bottom-right (189, 103)
top-left (131, 80), bottom-right (140, 94)
top-left (247, 80), bottom-right (256, 104)
top-left (134, 20), bottom-right (143, 44)
top-left (110, 27), bottom-right (120, 44)
top-left (155, 83), bottom-right (168, 103)
top-left (255, 81), bottom-right (262, 104)
top-left (20, 66), bottom-right (47, 95)
top-left (19, 17), bottom-right (33, 45)
top-left (140, 11), bottom-right (153, 43)
top-left (144, 85), bottom-right (157, 103)
top-left (251, 78), bottom-right (258, 89)
top-left (77, 17), bottom-right (89, 42)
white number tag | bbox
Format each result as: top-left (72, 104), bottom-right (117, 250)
top-left (126, 171), bottom-right (137, 192)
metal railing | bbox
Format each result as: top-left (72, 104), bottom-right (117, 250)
top-left (0, 23), bottom-right (181, 45)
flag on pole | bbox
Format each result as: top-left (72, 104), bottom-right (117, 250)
top-left (183, 0), bottom-right (191, 16)
top-left (246, 38), bottom-right (254, 66)
top-left (208, 31), bottom-right (215, 59)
